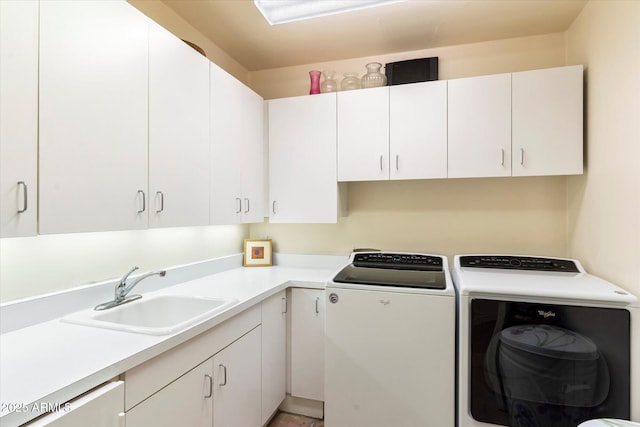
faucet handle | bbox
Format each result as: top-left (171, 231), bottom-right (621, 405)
top-left (119, 266), bottom-right (139, 286)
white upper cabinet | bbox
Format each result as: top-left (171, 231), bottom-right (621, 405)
top-left (337, 87), bottom-right (390, 181)
top-left (336, 81), bottom-right (447, 182)
top-left (390, 80), bottom-right (448, 180)
top-left (148, 21), bottom-right (210, 228)
top-left (38, 0), bottom-right (149, 234)
top-left (512, 65), bottom-right (583, 176)
top-left (268, 93), bottom-right (345, 223)
top-left (210, 64), bottom-right (265, 224)
top-left (0, 0), bottom-right (38, 238)
top-left (448, 73), bottom-right (512, 178)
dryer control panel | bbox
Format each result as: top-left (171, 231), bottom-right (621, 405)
top-left (460, 255), bottom-right (579, 272)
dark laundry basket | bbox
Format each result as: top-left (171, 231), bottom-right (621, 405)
top-left (494, 324), bottom-right (610, 427)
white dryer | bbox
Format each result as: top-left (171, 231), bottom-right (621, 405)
top-left (452, 255), bottom-right (640, 427)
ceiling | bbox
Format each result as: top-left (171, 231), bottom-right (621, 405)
top-left (160, 0), bottom-right (588, 72)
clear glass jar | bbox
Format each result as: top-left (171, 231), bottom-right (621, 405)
top-left (321, 70), bottom-right (339, 93)
top-left (361, 62), bottom-right (387, 88)
top-left (340, 72), bottom-right (360, 91)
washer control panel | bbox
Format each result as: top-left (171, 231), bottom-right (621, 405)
top-left (353, 252), bottom-right (443, 271)
top-left (460, 255), bottom-right (579, 272)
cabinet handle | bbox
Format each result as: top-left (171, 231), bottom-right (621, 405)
top-left (500, 149), bottom-right (505, 166)
top-left (395, 154), bottom-right (399, 171)
top-left (204, 374), bottom-right (213, 398)
top-left (520, 148), bottom-right (525, 166)
top-left (236, 198), bottom-right (242, 214)
top-left (272, 200), bottom-right (276, 215)
top-left (282, 296), bottom-right (287, 314)
top-left (379, 155), bottom-right (384, 171)
top-left (17, 181), bottom-right (27, 213)
top-left (244, 198), bottom-right (250, 213)
top-left (137, 190), bottom-right (146, 213)
top-left (315, 297), bottom-right (320, 314)
top-left (156, 191), bottom-right (164, 213)
top-left (219, 364), bottom-right (227, 386)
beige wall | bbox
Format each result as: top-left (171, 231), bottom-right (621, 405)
top-left (250, 33), bottom-right (573, 263)
top-left (566, 0), bottom-right (640, 294)
top-left (249, 33), bottom-right (567, 99)
top-left (0, 225), bottom-right (248, 302)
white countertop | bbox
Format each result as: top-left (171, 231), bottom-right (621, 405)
top-left (0, 260), bottom-right (341, 427)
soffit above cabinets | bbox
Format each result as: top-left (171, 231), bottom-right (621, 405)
top-left (158, 0), bottom-right (587, 71)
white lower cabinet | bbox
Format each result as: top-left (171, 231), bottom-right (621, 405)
top-left (126, 327), bottom-right (261, 427)
top-left (24, 381), bottom-right (124, 427)
top-left (261, 291), bottom-right (287, 424)
top-left (290, 288), bottom-right (325, 402)
top-left (213, 327), bottom-right (262, 427)
top-left (126, 361), bottom-right (212, 427)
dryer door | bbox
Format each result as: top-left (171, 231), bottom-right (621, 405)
top-left (469, 299), bottom-right (630, 427)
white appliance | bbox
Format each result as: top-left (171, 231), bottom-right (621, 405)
top-left (325, 251), bottom-right (456, 427)
top-left (452, 254), bottom-right (640, 427)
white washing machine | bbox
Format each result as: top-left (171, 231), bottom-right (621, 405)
top-left (325, 251), bottom-right (456, 427)
top-left (452, 254), bottom-right (640, 427)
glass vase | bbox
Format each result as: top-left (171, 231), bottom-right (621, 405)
top-left (309, 70), bottom-right (321, 95)
top-left (321, 70), bottom-right (339, 93)
top-left (361, 62), bottom-right (387, 88)
top-left (340, 72), bottom-right (360, 91)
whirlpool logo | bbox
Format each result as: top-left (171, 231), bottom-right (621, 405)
top-left (537, 309), bottom-right (556, 318)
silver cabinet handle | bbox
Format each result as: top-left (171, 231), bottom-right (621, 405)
top-left (315, 297), bottom-right (320, 314)
top-left (520, 148), bottom-right (525, 166)
top-left (219, 364), bottom-right (227, 386)
top-left (155, 191), bottom-right (164, 213)
top-left (244, 198), bottom-right (250, 213)
top-left (272, 200), bottom-right (276, 215)
top-left (236, 198), bottom-right (242, 214)
top-left (17, 181), bottom-right (27, 213)
top-left (282, 296), bottom-right (287, 314)
top-left (395, 154), bottom-right (399, 171)
top-left (204, 374), bottom-right (213, 398)
top-left (137, 190), bottom-right (146, 213)
top-left (500, 149), bottom-right (505, 166)
top-left (379, 155), bottom-right (384, 171)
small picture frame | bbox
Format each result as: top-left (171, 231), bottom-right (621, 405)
top-left (243, 239), bottom-right (273, 267)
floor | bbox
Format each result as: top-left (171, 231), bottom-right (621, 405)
top-left (267, 411), bottom-right (324, 427)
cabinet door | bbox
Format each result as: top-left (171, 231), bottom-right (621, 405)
top-left (448, 73), bottom-right (511, 178)
top-left (0, 0), bottom-right (38, 237)
top-left (337, 87), bottom-right (390, 181)
top-left (268, 93), bottom-right (341, 223)
top-left (390, 80), bottom-right (448, 180)
top-left (126, 360), bottom-right (213, 427)
top-left (148, 21), bottom-right (210, 228)
top-left (210, 64), bottom-right (264, 224)
top-left (239, 86), bottom-right (265, 223)
top-left (26, 381), bottom-right (124, 427)
top-left (290, 288), bottom-right (325, 401)
top-left (261, 291), bottom-right (287, 424)
top-left (512, 65), bottom-right (583, 176)
top-left (38, 0), bottom-right (149, 234)
top-left (213, 326), bottom-right (262, 427)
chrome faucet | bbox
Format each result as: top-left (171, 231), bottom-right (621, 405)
top-left (94, 266), bottom-right (166, 310)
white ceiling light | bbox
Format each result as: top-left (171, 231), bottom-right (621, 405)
top-left (254, 0), bottom-right (405, 25)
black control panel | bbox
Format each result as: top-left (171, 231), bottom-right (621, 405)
top-left (460, 255), bottom-right (579, 272)
top-left (353, 252), bottom-right (443, 271)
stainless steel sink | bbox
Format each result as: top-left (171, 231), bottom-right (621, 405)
top-left (62, 295), bottom-right (238, 335)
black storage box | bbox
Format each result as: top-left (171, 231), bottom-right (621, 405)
top-left (385, 57), bottom-right (438, 86)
